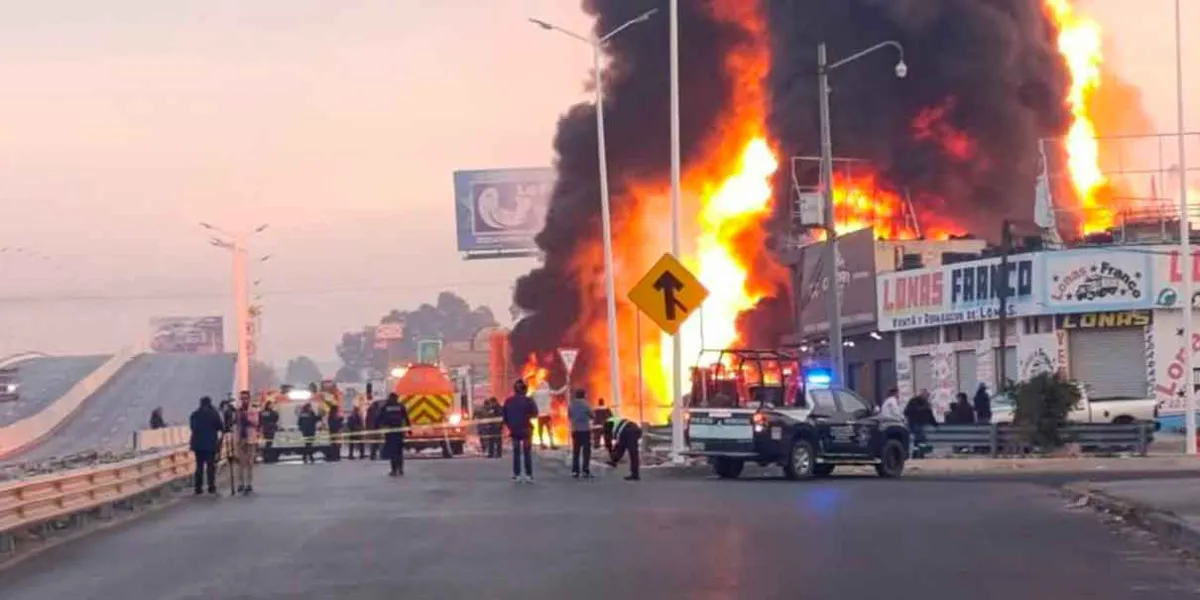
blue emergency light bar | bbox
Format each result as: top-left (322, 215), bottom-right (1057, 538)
top-left (805, 370), bottom-right (832, 389)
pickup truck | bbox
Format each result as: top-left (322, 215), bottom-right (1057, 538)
top-left (990, 382), bottom-right (1161, 427)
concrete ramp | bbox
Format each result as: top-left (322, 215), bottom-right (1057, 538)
top-left (7, 353), bottom-right (235, 462)
top-left (0, 356), bottom-right (111, 428)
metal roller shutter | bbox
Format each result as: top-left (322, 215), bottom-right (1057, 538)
top-left (912, 355), bottom-right (933, 396)
top-left (955, 350), bottom-right (978, 396)
top-left (1068, 328), bottom-right (1147, 399)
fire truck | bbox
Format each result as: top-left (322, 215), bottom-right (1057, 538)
top-left (682, 348), bottom-right (910, 480)
top-left (392, 363), bottom-right (467, 458)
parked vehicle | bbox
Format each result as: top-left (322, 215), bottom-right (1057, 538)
top-left (990, 382), bottom-right (1160, 427)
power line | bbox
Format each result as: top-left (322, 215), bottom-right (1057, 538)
top-left (0, 280), bottom-right (518, 304)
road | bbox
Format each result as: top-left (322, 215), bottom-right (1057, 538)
top-left (5, 353), bottom-right (235, 462)
top-left (5, 455), bottom-right (1200, 599)
top-left (0, 356), bottom-right (110, 427)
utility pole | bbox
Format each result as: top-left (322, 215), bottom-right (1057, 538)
top-left (817, 43), bottom-right (844, 385)
top-left (996, 219), bottom-right (1013, 390)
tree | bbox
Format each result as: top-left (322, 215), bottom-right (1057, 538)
top-left (1011, 372), bottom-right (1082, 450)
top-left (334, 291), bottom-right (498, 373)
top-left (249, 360), bottom-right (279, 392)
top-left (334, 364), bottom-right (361, 383)
top-left (284, 356), bottom-right (323, 386)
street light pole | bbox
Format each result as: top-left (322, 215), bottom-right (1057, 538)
top-left (201, 222), bottom-right (268, 395)
top-left (668, 0), bottom-right (685, 460)
top-left (1175, 0), bottom-right (1195, 455)
top-left (528, 9), bottom-right (659, 415)
top-left (816, 40), bottom-right (906, 386)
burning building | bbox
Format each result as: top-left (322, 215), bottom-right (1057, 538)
top-left (510, 0), bottom-right (1159, 421)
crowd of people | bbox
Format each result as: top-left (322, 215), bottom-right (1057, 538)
top-left (879, 383), bottom-right (993, 458)
top-left (184, 378), bottom-right (640, 495)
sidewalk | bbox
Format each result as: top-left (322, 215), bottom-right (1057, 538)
top-left (1064, 478), bottom-right (1200, 554)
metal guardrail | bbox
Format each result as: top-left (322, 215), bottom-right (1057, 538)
top-left (924, 422), bottom-right (1156, 456)
top-left (0, 448), bottom-right (193, 558)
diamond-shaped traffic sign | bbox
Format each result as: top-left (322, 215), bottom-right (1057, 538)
top-left (628, 253), bottom-right (708, 335)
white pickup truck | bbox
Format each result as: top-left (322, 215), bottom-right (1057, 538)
top-left (990, 383), bottom-right (1161, 427)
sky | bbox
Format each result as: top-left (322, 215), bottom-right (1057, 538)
top-left (0, 0), bottom-right (1195, 371)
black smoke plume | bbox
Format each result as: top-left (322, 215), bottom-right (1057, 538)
top-left (510, 0), bottom-right (753, 383)
top-left (766, 0), bottom-right (1071, 238)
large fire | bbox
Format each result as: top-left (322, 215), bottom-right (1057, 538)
top-left (519, 0), bottom-right (1138, 428)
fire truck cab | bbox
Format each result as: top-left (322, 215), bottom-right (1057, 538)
top-left (683, 349), bottom-right (910, 480)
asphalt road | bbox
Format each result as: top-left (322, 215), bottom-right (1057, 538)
top-left (5, 455), bottom-right (1200, 599)
top-left (0, 355), bottom-right (110, 427)
top-left (5, 353), bottom-right (235, 462)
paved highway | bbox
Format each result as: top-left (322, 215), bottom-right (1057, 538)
top-left (6, 353), bottom-right (235, 462)
top-left (4, 456), bottom-right (1200, 599)
top-left (0, 356), bottom-right (110, 427)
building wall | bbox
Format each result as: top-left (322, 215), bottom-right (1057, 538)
top-left (1148, 309), bottom-right (1200, 429)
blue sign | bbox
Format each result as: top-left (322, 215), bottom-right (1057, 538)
top-left (453, 168), bottom-right (556, 256)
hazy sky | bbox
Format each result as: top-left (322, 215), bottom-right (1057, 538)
top-left (0, 0), bottom-right (1194, 370)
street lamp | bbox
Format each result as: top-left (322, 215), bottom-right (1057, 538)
top-left (817, 40), bottom-right (906, 386)
top-left (528, 8), bottom-right (659, 413)
top-left (1173, 0), bottom-right (1195, 455)
top-left (200, 221), bottom-right (269, 394)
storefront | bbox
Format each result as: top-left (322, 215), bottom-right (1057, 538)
top-left (1057, 310), bottom-right (1151, 399)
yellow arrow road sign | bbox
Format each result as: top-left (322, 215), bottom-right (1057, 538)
top-left (628, 253), bottom-right (709, 335)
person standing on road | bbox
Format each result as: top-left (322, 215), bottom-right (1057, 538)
top-left (327, 405), bottom-right (345, 462)
top-left (532, 381), bottom-right (564, 449)
top-left (189, 396), bottom-right (224, 495)
top-left (483, 397), bottom-right (503, 459)
top-left (973, 383), bottom-right (992, 424)
top-left (366, 393), bottom-right (385, 461)
top-left (150, 407), bottom-right (166, 429)
top-left (503, 380), bottom-right (538, 482)
top-left (605, 416), bottom-right (642, 481)
top-left (234, 391), bottom-right (258, 495)
top-left (567, 389), bottom-right (594, 478)
top-left (904, 390), bottom-right (938, 459)
top-left (879, 388), bottom-right (904, 422)
top-left (377, 393), bottom-right (411, 477)
top-left (346, 405), bottom-right (366, 460)
top-left (297, 403), bottom-right (320, 464)
top-left (592, 398), bottom-right (613, 450)
top-left (259, 401), bottom-right (280, 459)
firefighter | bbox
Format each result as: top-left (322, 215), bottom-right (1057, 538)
top-left (605, 416), bottom-right (642, 481)
top-left (376, 393), bottom-right (411, 476)
top-left (346, 404), bottom-right (366, 459)
top-left (327, 405), bottom-right (345, 462)
top-left (259, 401), bottom-right (280, 461)
top-left (366, 393), bottom-right (385, 460)
top-left (480, 396), bottom-right (503, 458)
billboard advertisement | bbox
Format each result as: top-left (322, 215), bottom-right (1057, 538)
top-left (149, 316), bottom-right (224, 354)
top-left (876, 253), bottom-right (1043, 331)
top-left (453, 167), bottom-right (555, 256)
top-left (1043, 248), bottom-right (1152, 313)
top-left (1150, 246), bottom-right (1200, 309)
top-left (797, 228), bottom-right (878, 336)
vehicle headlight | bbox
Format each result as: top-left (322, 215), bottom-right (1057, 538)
top-left (447, 413), bottom-right (462, 426)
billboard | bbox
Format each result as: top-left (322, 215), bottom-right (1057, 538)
top-left (797, 228), bottom-right (878, 336)
top-left (1043, 248), bottom-right (1152, 313)
top-left (453, 167), bottom-right (555, 256)
top-left (1150, 246), bottom-right (1200, 309)
top-left (877, 253), bottom-right (1043, 331)
top-left (149, 316), bottom-right (224, 354)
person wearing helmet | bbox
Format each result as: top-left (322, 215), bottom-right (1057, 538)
top-left (502, 379), bottom-right (539, 483)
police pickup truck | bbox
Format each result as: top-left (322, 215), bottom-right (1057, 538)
top-left (682, 387), bottom-right (910, 480)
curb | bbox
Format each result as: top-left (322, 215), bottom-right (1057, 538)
top-left (1062, 482), bottom-right (1200, 555)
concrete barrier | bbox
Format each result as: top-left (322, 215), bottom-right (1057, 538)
top-left (0, 349), bottom-right (138, 459)
top-left (132, 426), bottom-right (189, 452)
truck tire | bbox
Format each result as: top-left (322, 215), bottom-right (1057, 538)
top-left (783, 438), bottom-right (815, 480)
top-left (441, 441), bottom-right (453, 458)
top-left (712, 457), bottom-right (744, 479)
top-left (450, 441), bottom-right (465, 455)
top-left (874, 439), bottom-right (907, 478)
top-left (813, 464), bottom-right (836, 477)
top-left (1112, 416), bottom-right (1135, 425)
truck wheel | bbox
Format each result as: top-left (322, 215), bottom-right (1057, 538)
top-left (441, 441), bottom-right (453, 459)
top-left (1112, 416), bottom-right (1135, 425)
top-left (783, 438), bottom-right (815, 480)
top-left (813, 464), bottom-right (836, 477)
top-left (874, 439), bottom-right (907, 478)
top-left (712, 457), bottom-right (744, 479)
top-left (450, 441), bottom-right (465, 455)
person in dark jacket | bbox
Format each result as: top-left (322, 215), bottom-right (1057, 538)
top-left (259, 402), bottom-right (280, 460)
top-left (297, 404), bottom-right (320, 464)
top-left (376, 393), bottom-right (411, 476)
top-left (327, 405), bottom-right (345, 462)
top-left (904, 391), bottom-right (939, 458)
top-left (480, 397), bottom-right (503, 459)
top-left (366, 396), bottom-right (385, 460)
top-left (346, 405), bottom-right (366, 460)
top-left (973, 383), bottom-right (992, 424)
top-left (605, 416), bottom-right (642, 481)
top-left (189, 396), bottom-right (225, 495)
top-left (592, 398), bottom-right (613, 450)
top-left (502, 380), bottom-right (539, 482)
top-left (150, 407), bottom-right (166, 429)
top-left (945, 392), bottom-right (975, 425)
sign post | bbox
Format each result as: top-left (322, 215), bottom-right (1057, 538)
top-left (628, 252), bottom-right (709, 460)
top-left (558, 347), bottom-right (579, 397)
